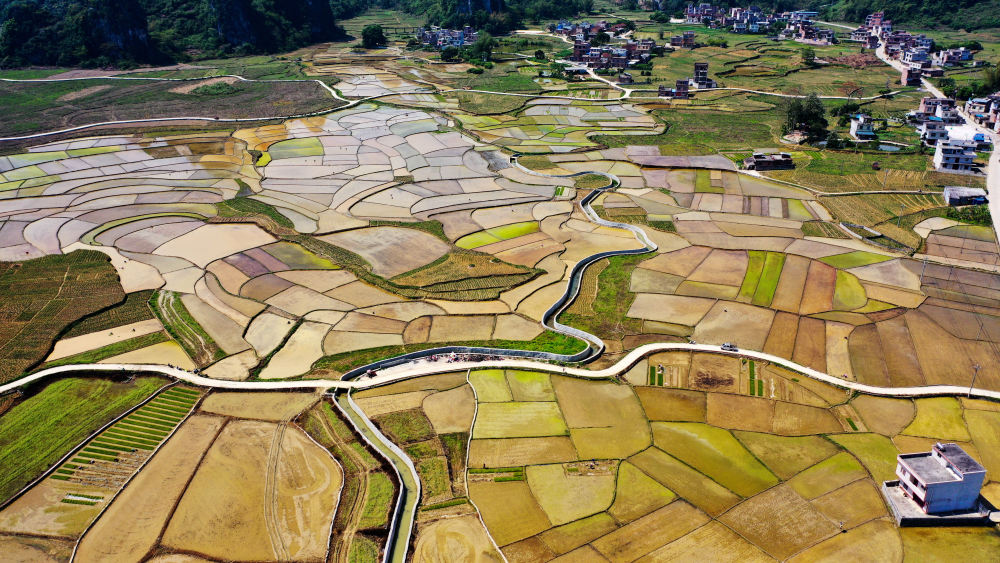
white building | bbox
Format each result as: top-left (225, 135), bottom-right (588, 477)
top-left (933, 141), bottom-right (977, 172)
top-left (849, 114), bottom-right (878, 140)
top-left (896, 443), bottom-right (986, 514)
top-left (917, 116), bottom-right (948, 145)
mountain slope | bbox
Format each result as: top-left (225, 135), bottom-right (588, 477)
top-left (0, 0), bottom-right (351, 67)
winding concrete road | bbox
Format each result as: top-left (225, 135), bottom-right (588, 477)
top-left (4, 344), bottom-right (999, 399)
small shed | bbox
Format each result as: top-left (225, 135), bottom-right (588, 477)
top-left (943, 186), bottom-right (988, 206)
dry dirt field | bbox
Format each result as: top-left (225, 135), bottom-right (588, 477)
top-left (161, 419), bottom-right (341, 560)
top-left (357, 365), bottom-right (1000, 561)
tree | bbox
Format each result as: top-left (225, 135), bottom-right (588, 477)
top-left (801, 46), bottom-right (816, 65)
top-left (470, 32), bottom-right (497, 62)
top-left (782, 93), bottom-right (828, 141)
top-left (361, 24), bottom-right (387, 49)
top-left (440, 45), bottom-right (460, 62)
top-left (591, 31), bottom-right (611, 47)
top-left (534, 49), bottom-right (545, 61)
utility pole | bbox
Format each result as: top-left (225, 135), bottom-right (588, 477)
top-left (970, 363), bottom-right (981, 397)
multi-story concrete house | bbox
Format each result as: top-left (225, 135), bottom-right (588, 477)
top-left (934, 141), bottom-right (978, 172)
top-left (849, 114), bottom-right (878, 140)
top-left (933, 47), bottom-right (974, 67)
top-left (917, 116), bottom-right (949, 145)
top-left (895, 443), bottom-right (986, 514)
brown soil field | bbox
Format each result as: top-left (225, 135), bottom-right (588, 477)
top-left (791, 316), bottom-right (826, 372)
top-left (502, 536), bottom-right (554, 562)
top-left (848, 324), bottom-right (890, 386)
top-left (706, 393), bottom-right (774, 433)
top-left (691, 301), bottom-right (775, 351)
top-left (635, 388), bottom-right (706, 422)
top-left (627, 294), bottom-right (715, 326)
top-left (0, 536), bottom-right (72, 562)
top-left (810, 479), bottom-right (887, 529)
top-left (686, 250), bottom-right (747, 286)
top-left (629, 268), bottom-right (683, 294)
top-left (413, 514), bottom-right (502, 563)
top-left (526, 464), bottom-right (616, 525)
top-left (788, 520), bottom-right (901, 563)
top-left (428, 316), bottom-right (495, 342)
top-left (161, 420), bottom-right (341, 560)
top-left (549, 545), bottom-right (607, 562)
top-left (0, 476), bottom-right (105, 538)
top-left (537, 513), bottom-right (618, 555)
top-left (608, 461), bottom-right (677, 523)
top-left (640, 246), bottom-right (711, 276)
top-left (641, 521), bottom-right (771, 562)
top-left (552, 377), bottom-right (650, 459)
top-left (905, 311), bottom-right (988, 388)
top-left (875, 317), bottom-right (925, 387)
top-left (354, 372), bottom-right (467, 397)
top-left (773, 401), bottom-right (843, 435)
top-left (590, 502), bottom-right (709, 563)
top-left (75, 415), bottom-right (225, 563)
top-left (787, 452), bottom-right (868, 500)
top-left (734, 432), bottom-right (839, 480)
top-left (198, 391), bottom-right (319, 421)
top-left (763, 311), bottom-right (799, 359)
top-left (798, 261), bottom-right (836, 315)
top-left (423, 385), bottom-right (476, 433)
top-left (469, 437), bottom-right (578, 467)
top-left (627, 448), bottom-right (740, 516)
top-left (355, 391), bottom-right (432, 418)
top-left (688, 353), bottom-right (740, 393)
top-left (468, 480), bottom-right (551, 546)
top-left (720, 484), bottom-right (839, 560)
top-left (770, 254), bottom-right (810, 313)
top-left (851, 395), bottom-right (915, 436)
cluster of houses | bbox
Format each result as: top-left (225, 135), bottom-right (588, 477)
top-left (415, 26), bottom-right (479, 49)
top-left (668, 31), bottom-right (697, 49)
top-left (657, 62), bottom-right (718, 98)
top-left (966, 95), bottom-right (1000, 133)
top-left (550, 20), bottom-right (632, 41)
top-left (898, 96), bottom-right (997, 174)
top-left (682, 3), bottom-right (817, 34)
top-left (778, 20), bottom-right (836, 45)
top-left (570, 38), bottom-right (658, 70)
top-left (849, 12), bottom-right (978, 86)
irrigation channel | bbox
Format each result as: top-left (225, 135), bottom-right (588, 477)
top-left (2, 138), bottom-right (999, 561)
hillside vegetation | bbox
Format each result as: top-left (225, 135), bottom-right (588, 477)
top-left (0, 0), bottom-right (368, 67)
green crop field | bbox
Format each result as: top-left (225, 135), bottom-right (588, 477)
top-left (0, 250), bottom-right (125, 383)
top-left (0, 376), bottom-right (166, 502)
top-left (358, 471), bottom-right (395, 529)
top-left (752, 252), bottom-right (785, 307)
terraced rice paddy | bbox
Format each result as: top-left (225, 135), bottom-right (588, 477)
top-left (356, 365), bottom-right (1000, 561)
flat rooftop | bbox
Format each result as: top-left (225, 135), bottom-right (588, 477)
top-left (937, 443), bottom-right (986, 474)
top-left (900, 453), bottom-right (958, 483)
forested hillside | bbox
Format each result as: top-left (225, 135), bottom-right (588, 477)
top-left (2, 0), bottom-right (996, 68)
top-left (0, 0), bottom-right (366, 67)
